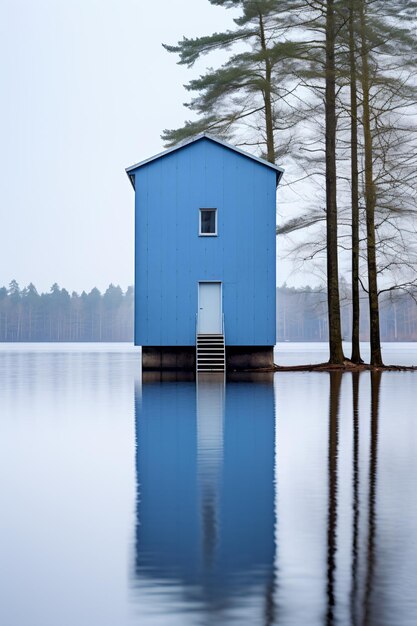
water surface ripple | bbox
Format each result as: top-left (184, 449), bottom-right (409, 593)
top-left (0, 343), bottom-right (416, 626)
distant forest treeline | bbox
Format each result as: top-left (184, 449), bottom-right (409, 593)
top-left (1, 281), bottom-right (416, 342)
top-left (277, 284), bottom-right (417, 342)
top-left (0, 281), bottom-right (133, 342)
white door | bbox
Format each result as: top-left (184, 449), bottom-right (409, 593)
top-left (198, 282), bottom-right (222, 334)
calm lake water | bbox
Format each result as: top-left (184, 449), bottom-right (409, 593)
top-left (0, 343), bottom-right (416, 626)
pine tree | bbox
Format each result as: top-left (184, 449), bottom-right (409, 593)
top-left (324, 0), bottom-right (345, 363)
top-left (162, 0), bottom-right (304, 163)
top-left (348, 0), bottom-right (362, 364)
top-left (355, 0), bottom-right (417, 365)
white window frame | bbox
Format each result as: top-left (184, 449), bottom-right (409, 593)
top-left (199, 208), bottom-right (217, 237)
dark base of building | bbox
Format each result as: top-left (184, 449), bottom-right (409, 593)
top-left (226, 346), bottom-right (274, 370)
top-left (142, 347), bottom-right (196, 371)
top-left (141, 346), bottom-right (274, 371)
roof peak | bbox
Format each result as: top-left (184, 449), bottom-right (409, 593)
top-left (126, 134), bottom-right (284, 189)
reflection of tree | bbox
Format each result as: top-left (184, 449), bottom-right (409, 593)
top-left (325, 370), bottom-right (385, 625)
top-left (363, 371), bottom-right (382, 624)
top-left (327, 372), bottom-right (342, 626)
top-left (325, 371), bottom-right (383, 625)
top-left (350, 372), bottom-right (361, 626)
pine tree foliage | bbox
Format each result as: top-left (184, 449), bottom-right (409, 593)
top-left (162, 0), bottom-right (309, 163)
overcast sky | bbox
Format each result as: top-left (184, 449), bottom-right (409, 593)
top-left (1, 0), bottom-right (297, 294)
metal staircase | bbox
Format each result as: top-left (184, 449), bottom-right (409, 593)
top-left (196, 334), bottom-right (225, 373)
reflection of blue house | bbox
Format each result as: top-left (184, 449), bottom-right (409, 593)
top-left (132, 377), bottom-right (276, 622)
top-left (126, 134), bottom-right (284, 371)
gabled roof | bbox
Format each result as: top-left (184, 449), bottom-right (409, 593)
top-left (125, 133), bottom-right (284, 189)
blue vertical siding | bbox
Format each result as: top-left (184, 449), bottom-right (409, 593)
top-left (132, 137), bottom-right (276, 346)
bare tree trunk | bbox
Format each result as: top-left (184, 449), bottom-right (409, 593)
top-left (259, 12), bottom-right (275, 164)
top-left (359, 0), bottom-right (383, 366)
top-left (326, 0), bottom-right (345, 364)
top-left (350, 372), bottom-right (360, 621)
top-left (349, 0), bottom-right (363, 364)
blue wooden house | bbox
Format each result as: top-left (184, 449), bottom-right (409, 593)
top-left (126, 133), bottom-right (284, 371)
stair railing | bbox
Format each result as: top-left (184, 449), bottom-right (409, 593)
top-left (195, 312), bottom-right (198, 375)
top-left (222, 313), bottom-right (226, 372)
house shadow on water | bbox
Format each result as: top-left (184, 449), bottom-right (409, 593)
top-left (131, 372), bottom-right (277, 624)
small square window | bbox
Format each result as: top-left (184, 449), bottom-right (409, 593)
top-left (199, 208), bottom-right (217, 236)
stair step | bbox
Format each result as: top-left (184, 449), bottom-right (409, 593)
top-left (197, 347), bottom-right (224, 351)
top-left (196, 332), bottom-right (225, 373)
top-left (197, 338), bottom-right (224, 341)
top-left (197, 339), bottom-right (224, 343)
top-left (197, 349), bottom-right (224, 353)
top-left (198, 350), bottom-right (224, 356)
top-left (198, 362), bottom-right (224, 365)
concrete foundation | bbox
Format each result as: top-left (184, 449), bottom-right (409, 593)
top-left (142, 347), bottom-right (195, 371)
top-left (226, 346), bottom-right (274, 371)
top-left (142, 346), bottom-right (274, 371)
